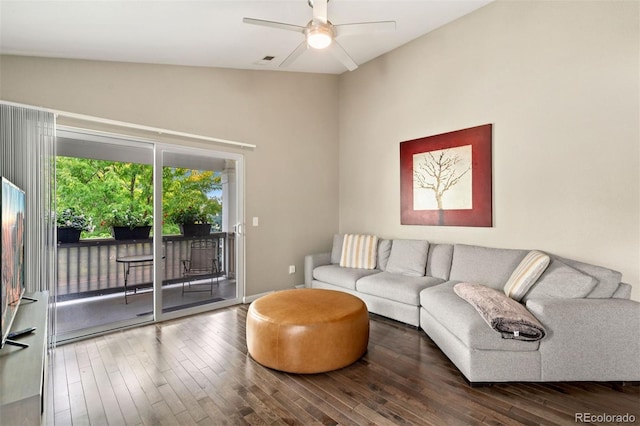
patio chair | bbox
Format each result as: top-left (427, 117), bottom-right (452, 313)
top-left (181, 240), bottom-right (220, 295)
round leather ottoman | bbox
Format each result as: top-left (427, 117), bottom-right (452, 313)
top-left (246, 288), bottom-right (369, 374)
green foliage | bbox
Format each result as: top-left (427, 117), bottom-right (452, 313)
top-left (56, 207), bottom-right (95, 232)
top-left (56, 156), bottom-right (222, 238)
top-left (167, 205), bottom-right (208, 225)
top-left (162, 167), bottom-right (222, 231)
top-left (106, 208), bottom-right (152, 229)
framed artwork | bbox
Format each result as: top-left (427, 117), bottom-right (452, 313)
top-left (400, 124), bottom-right (492, 227)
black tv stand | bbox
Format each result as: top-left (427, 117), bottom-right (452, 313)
top-left (5, 326), bottom-right (37, 348)
top-left (3, 339), bottom-right (29, 349)
top-left (0, 291), bottom-right (49, 424)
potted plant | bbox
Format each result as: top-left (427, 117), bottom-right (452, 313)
top-left (107, 208), bottom-right (152, 240)
top-left (167, 205), bottom-right (212, 237)
top-left (56, 207), bottom-right (95, 244)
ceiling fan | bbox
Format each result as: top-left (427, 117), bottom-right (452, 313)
top-left (243, 0), bottom-right (396, 71)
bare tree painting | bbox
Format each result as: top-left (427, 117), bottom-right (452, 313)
top-left (413, 145), bottom-right (472, 222)
top-left (400, 124), bottom-right (492, 227)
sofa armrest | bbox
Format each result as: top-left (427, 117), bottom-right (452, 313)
top-left (525, 297), bottom-right (640, 381)
top-left (304, 253), bottom-right (331, 287)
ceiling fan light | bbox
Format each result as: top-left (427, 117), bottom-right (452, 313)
top-left (307, 26), bottom-right (333, 49)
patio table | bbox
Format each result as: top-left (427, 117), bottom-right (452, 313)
top-left (116, 254), bottom-right (164, 304)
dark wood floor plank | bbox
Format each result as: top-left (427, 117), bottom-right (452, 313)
top-left (62, 344), bottom-right (81, 387)
top-left (66, 380), bottom-right (89, 425)
top-left (124, 353), bottom-right (165, 405)
top-left (174, 410), bottom-right (200, 426)
top-left (149, 399), bottom-right (181, 426)
top-left (166, 357), bottom-right (210, 402)
top-left (161, 368), bottom-right (209, 422)
top-left (48, 304), bottom-right (640, 426)
top-left (276, 372), bottom-right (372, 426)
top-left (198, 394), bottom-right (252, 426)
top-left (157, 382), bottom-right (188, 416)
top-left (87, 349), bottom-right (127, 426)
top-left (343, 354), bottom-right (481, 425)
top-left (78, 364), bottom-right (109, 426)
top-left (95, 337), bottom-right (121, 375)
top-left (329, 368), bottom-right (432, 426)
top-left (51, 351), bottom-right (71, 416)
top-left (107, 369), bottom-right (143, 426)
top-left (243, 362), bottom-right (327, 425)
top-left (352, 401), bottom-right (407, 426)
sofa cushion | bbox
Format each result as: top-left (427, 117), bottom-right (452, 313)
top-left (420, 282), bottom-right (539, 352)
top-left (340, 234), bottom-right (378, 269)
top-left (522, 259), bottom-right (598, 301)
top-left (312, 265), bottom-right (380, 290)
top-left (330, 234), bottom-right (343, 264)
top-left (556, 257), bottom-right (622, 299)
top-left (386, 239), bottom-right (429, 277)
top-left (504, 250), bottom-right (551, 301)
top-left (449, 244), bottom-right (528, 290)
top-left (377, 239), bottom-right (392, 271)
top-left (356, 272), bottom-right (444, 305)
top-left (426, 244), bottom-right (454, 281)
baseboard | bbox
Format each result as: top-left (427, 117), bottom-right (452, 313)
top-left (242, 291), bottom-right (273, 304)
top-left (243, 285), bottom-right (307, 303)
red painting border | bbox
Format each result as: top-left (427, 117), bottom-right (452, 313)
top-left (400, 124), bottom-right (492, 227)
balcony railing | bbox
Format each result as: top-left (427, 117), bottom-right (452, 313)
top-left (56, 232), bottom-right (235, 300)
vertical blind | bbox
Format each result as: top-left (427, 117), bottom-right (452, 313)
top-left (0, 103), bottom-right (56, 294)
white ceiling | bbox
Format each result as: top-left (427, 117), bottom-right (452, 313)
top-left (0, 1), bottom-right (492, 75)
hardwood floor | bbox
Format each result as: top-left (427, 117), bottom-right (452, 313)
top-left (47, 305), bottom-right (640, 426)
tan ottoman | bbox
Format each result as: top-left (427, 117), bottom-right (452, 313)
top-left (246, 288), bottom-right (369, 374)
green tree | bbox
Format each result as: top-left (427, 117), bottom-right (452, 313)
top-left (162, 167), bottom-right (222, 234)
top-left (56, 157), bottom-right (222, 238)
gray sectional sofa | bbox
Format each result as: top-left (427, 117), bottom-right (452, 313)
top-left (305, 235), bottom-right (640, 383)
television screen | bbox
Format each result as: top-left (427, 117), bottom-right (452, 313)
top-left (1, 177), bottom-right (26, 348)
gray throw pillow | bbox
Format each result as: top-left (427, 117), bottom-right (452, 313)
top-left (385, 239), bottom-right (429, 277)
top-left (330, 234), bottom-right (344, 264)
top-left (426, 244), bottom-right (454, 280)
top-left (377, 239), bottom-right (392, 271)
top-left (556, 256), bottom-right (622, 298)
top-left (522, 259), bottom-right (599, 301)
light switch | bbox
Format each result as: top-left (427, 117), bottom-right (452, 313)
top-left (252, 217), bottom-right (259, 227)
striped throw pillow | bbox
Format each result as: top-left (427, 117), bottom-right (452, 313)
top-left (504, 250), bottom-right (551, 301)
top-left (340, 234), bottom-right (378, 270)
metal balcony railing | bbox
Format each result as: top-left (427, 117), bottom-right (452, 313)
top-left (56, 232), bottom-right (235, 300)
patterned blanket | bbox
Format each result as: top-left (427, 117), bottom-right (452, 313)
top-left (454, 282), bottom-right (546, 341)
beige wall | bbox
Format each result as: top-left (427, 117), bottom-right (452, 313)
top-left (338, 0), bottom-right (640, 299)
top-left (0, 56), bottom-right (340, 297)
top-left (1, 0), bottom-right (638, 301)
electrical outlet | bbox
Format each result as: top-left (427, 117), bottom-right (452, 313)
top-left (288, 265), bottom-right (296, 274)
top-left (252, 217), bottom-right (259, 227)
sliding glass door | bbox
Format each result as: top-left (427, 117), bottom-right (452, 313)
top-left (54, 128), bottom-right (244, 343)
top-left (55, 130), bottom-right (156, 341)
top-left (156, 148), bottom-right (240, 317)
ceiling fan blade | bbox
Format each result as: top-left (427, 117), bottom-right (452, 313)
top-left (329, 41), bottom-right (358, 71)
top-left (280, 41), bottom-right (308, 68)
top-left (312, 0), bottom-right (328, 24)
top-left (243, 17), bottom-right (305, 34)
top-left (335, 21), bottom-right (396, 38)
